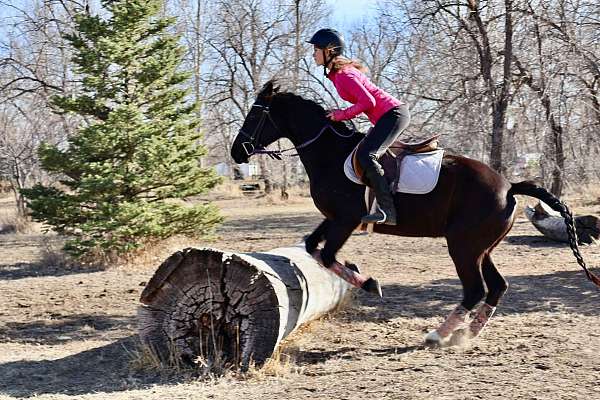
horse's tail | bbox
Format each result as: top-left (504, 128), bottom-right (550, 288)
top-left (508, 180), bottom-right (600, 288)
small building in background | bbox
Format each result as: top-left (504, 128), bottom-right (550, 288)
top-left (214, 162), bottom-right (259, 179)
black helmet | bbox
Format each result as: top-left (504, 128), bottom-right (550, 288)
top-left (307, 28), bottom-right (345, 56)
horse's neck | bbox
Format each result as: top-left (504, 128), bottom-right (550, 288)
top-left (293, 122), bottom-right (357, 178)
top-left (278, 95), bottom-right (358, 178)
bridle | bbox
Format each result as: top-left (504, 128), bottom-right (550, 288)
top-left (238, 103), bottom-right (283, 159)
top-left (237, 102), bottom-right (356, 160)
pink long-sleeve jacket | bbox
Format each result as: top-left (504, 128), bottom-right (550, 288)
top-left (327, 66), bottom-right (403, 125)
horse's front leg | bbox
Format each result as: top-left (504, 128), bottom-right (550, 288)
top-left (304, 219), bottom-right (330, 254)
top-left (319, 221), bottom-right (356, 268)
top-left (315, 220), bottom-right (382, 296)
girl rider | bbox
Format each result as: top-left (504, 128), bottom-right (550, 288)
top-left (308, 28), bottom-right (410, 225)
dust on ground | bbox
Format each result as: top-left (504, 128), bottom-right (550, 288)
top-left (0, 192), bottom-right (599, 399)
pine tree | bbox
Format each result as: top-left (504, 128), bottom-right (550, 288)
top-left (22, 0), bottom-right (222, 259)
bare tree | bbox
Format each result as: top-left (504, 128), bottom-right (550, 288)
top-left (1, 0), bottom-right (598, 213)
top-left (199, 0), bottom-right (328, 192)
top-left (395, 0), bottom-right (516, 172)
top-left (0, 0), bottom-right (78, 214)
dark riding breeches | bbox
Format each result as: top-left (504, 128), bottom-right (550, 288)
top-left (356, 104), bottom-right (411, 176)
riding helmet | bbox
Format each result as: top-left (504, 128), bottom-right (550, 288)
top-left (307, 28), bottom-right (345, 56)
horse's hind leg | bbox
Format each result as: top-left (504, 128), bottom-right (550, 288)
top-left (425, 241), bottom-right (486, 346)
top-left (481, 253), bottom-right (508, 306)
top-left (468, 253), bottom-right (508, 339)
top-left (468, 211), bottom-right (513, 339)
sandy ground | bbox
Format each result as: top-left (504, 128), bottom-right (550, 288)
top-left (0, 193), bottom-right (599, 399)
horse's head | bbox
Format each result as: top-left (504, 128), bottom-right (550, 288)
top-left (231, 80), bottom-right (286, 164)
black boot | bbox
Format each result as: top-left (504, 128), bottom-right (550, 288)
top-left (362, 166), bottom-right (397, 225)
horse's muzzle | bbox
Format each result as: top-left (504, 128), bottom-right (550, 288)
top-left (231, 146), bottom-right (249, 164)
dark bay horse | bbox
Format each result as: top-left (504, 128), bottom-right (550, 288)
top-left (230, 80), bottom-right (600, 345)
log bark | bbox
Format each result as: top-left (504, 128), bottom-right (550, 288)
top-left (524, 201), bottom-right (600, 245)
top-left (137, 244), bottom-right (353, 370)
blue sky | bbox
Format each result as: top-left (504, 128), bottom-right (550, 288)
top-left (0, 0), bottom-right (377, 43)
top-left (0, 1), bottom-right (377, 26)
top-left (327, 0), bottom-right (377, 27)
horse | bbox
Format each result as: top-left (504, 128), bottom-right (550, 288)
top-left (230, 80), bottom-right (600, 346)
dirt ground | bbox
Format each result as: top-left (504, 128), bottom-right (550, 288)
top-left (0, 191), bottom-right (599, 400)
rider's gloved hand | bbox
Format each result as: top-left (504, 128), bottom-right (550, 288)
top-left (326, 109), bottom-right (345, 121)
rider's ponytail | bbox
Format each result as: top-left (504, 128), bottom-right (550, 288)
top-left (329, 55), bottom-right (368, 74)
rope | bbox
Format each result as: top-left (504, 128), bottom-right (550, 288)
top-left (559, 202), bottom-right (600, 287)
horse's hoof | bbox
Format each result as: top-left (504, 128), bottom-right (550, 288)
top-left (344, 261), bottom-right (361, 274)
top-left (448, 328), bottom-right (472, 346)
top-left (361, 277), bottom-right (383, 297)
top-left (424, 330), bottom-right (444, 346)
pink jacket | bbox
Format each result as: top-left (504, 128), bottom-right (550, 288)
top-left (327, 66), bottom-right (403, 125)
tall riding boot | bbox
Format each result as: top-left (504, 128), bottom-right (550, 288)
top-left (362, 166), bottom-right (397, 225)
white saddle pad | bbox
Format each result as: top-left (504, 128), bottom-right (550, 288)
top-left (344, 150), bottom-right (444, 194)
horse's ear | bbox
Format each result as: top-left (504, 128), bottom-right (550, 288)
top-left (258, 79), bottom-right (280, 99)
top-left (260, 81), bottom-right (273, 95)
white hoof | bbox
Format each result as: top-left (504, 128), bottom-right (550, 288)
top-left (448, 328), bottom-right (472, 346)
top-left (424, 330), bottom-right (445, 345)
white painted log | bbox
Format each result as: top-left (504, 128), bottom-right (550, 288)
top-left (524, 201), bottom-right (600, 244)
top-left (137, 244), bottom-right (353, 370)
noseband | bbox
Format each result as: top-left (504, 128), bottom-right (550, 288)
top-left (238, 103), bottom-right (356, 160)
top-left (238, 104), bottom-right (284, 160)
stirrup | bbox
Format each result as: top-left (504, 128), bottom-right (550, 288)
top-left (361, 208), bottom-right (394, 225)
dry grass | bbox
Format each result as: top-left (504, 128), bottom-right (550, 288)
top-left (42, 234), bottom-right (215, 271)
top-left (200, 179), bottom-right (311, 201)
top-left (244, 348), bottom-right (301, 379)
top-left (37, 236), bottom-right (70, 268)
top-left (2, 182), bottom-right (600, 399)
top-left (0, 206), bottom-right (33, 234)
top-left (131, 322), bottom-right (239, 379)
top-left (563, 182), bottom-right (600, 207)
top-left (117, 235), bottom-right (207, 271)
top-left (244, 308), bottom-right (351, 380)
top-left (128, 341), bottom-right (167, 373)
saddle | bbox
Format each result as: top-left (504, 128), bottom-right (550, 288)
top-left (345, 135), bottom-right (443, 234)
top-left (351, 134), bottom-right (441, 187)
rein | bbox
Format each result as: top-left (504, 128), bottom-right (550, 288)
top-left (238, 103), bottom-right (357, 160)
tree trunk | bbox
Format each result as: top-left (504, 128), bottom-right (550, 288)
top-left (194, 0), bottom-right (204, 167)
top-left (490, 103), bottom-right (507, 173)
top-left (490, 0), bottom-right (513, 173)
top-left (468, 0), bottom-right (513, 173)
top-left (524, 201), bottom-right (600, 245)
top-left (548, 118), bottom-right (564, 196)
top-left (137, 245), bottom-right (352, 371)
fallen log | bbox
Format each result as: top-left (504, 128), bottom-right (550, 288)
top-left (137, 244), bottom-right (363, 371)
top-left (524, 201), bottom-right (600, 245)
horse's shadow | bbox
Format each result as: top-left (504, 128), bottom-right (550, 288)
top-left (349, 269), bottom-right (600, 323)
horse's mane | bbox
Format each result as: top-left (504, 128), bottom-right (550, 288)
top-left (274, 91), bottom-right (357, 136)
